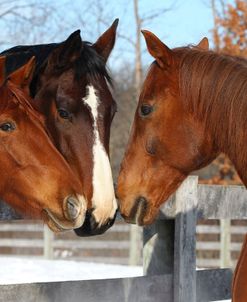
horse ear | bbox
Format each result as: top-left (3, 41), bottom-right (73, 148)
top-left (93, 19), bottom-right (119, 62)
top-left (8, 56), bottom-right (35, 93)
top-left (196, 37), bottom-right (209, 50)
top-left (0, 56), bottom-right (6, 86)
top-left (141, 30), bottom-right (172, 69)
top-left (47, 30), bottom-right (82, 70)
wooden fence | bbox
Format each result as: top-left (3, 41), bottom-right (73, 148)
top-left (1, 176), bottom-right (247, 301)
top-left (196, 219), bottom-right (247, 268)
top-left (0, 220), bottom-right (141, 264)
top-left (0, 218), bottom-right (246, 268)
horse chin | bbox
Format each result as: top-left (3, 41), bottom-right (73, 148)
top-left (123, 212), bottom-right (156, 226)
top-left (42, 209), bottom-right (85, 233)
top-left (74, 210), bottom-right (117, 237)
top-left (120, 198), bottom-right (159, 226)
top-left (137, 209), bottom-right (159, 226)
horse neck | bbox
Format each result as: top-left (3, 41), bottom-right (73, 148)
top-left (202, 79), bottom-right (247, 186)
top-left (208, 68), bottom-right (247, 186)
top-left (208, 79), bottom-right (247, 186)
top-left (180, 49), bottom-right (247, 185)
top-left (222, 131), bottom-right (247, 186)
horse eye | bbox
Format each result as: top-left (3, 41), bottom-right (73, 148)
top-left (58, 109), bottom-right (70, 119)
top-left (0, 122), bottom-right (15, 132)
top-left (140, 104), bottom-right (153, 117)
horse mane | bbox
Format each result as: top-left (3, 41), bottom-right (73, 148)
top-left (1, 40), bottom-right (112, 97)
top-left (0, 82), bottom-right (45, 124)
top-left (74, 41), bottom-right (112, 85)
top-left (1, 43), bottom-right (58, 76)
top-left (177, 46), bottom-right (247, 160)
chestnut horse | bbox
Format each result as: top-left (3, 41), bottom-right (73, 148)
top-left (0, 57), bottom-right (86, 232)
top-left (117, 31), bottom-right (247, 301)
top-left (1, 20), bottom-right (119, 236)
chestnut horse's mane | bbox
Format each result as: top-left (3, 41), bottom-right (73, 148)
top-left (177, 46), bottom-right (247, 163)
top-left (0, 82), bottom-right (44, 123)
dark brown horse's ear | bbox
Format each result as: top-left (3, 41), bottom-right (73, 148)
top-left (141, 30), bottom-right (172, 69)
top-left (93, 19), bottom-right (119, 62)
top-left (0, 56), bottom-right (6, 86)
top-left (196, 37), bottom-right (209, 50)
top-left (47, 30), bottom-right (82, 70)
top-left (8, 56), bottom-right (36, 93)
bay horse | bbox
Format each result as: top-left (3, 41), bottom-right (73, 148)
top-left (1, 19), bottom-right (119, 236)
top-left (0, 56), bottom-right (87, 232)
top-left (117, 31), bottom-right (247, 301)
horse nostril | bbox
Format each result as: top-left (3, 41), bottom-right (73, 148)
top-left (65, 196), bottom-right (81, 221)
top-left (135, 196), bottom-right (148, 211)
top-left (127, 196), bottom-right (148, 225)
top-left (136, 196), bottom-right (147, 204)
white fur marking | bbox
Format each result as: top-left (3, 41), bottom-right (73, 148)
top-left (83, 85), bottom-right (117, 226)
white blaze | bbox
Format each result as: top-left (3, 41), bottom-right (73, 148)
top-left (83, 85), bottom-right (117, 226)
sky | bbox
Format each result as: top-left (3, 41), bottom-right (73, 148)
top-left (70, 0), bottom-right (214, 47)
top-left (68, 0), bottom-right (215, 68)
top-left (109, 0), bottom-right (213, 64)
top-left (0, 0), bottom-right (217, 68)
top-left (149, 0), bottom-right (214, 47)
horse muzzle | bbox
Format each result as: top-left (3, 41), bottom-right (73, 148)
top-left (74, 209), bottom-right (117, 237)
top-left (120, 195), bottom-right (149, 226)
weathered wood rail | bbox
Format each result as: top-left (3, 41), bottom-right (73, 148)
top-left (1, 176), bottom-right (245, 301)
top-left (143, 176), bottom-right (234, 302)
top-left (0, 220), bottom-right (137, 264)
top-left (0, 220), bottom-right (244, 267)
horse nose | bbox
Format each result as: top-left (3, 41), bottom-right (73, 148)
top-left (136, 196), bottom-right (148, 207)
top-left (127, 196), bottom-right (148, 225)
top-left (64, 196), bottom-right (81, 221)
top-left (74, 210), bottom-right (117, 237)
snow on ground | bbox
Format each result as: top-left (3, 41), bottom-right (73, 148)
top-left (0, 257), bottom-right (232, 301)
top-left (0, 257), bottom-right (143, 285)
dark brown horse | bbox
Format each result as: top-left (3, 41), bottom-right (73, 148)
top-left (1, 20), bottom-right (119, 236)
top-left (117, 31), bottom-right (247, 301)
top-left (0, 56), bottom-right (87, 232)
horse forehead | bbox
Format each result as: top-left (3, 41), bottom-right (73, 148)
top-left (141, 67), bottom-right (172, 102)
top-left (57, 81), bottom-right (87, 107)
top-left (84, 81), bottom-right (115, 109)
top-left (83, 85), bottom-right (100, 112)
top-left (57, 71), bottom-right (80, 92)
top-left (56, 72), bottom-right (113, 112)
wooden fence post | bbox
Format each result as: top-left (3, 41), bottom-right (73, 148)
top-left (129, 224), bottom-right (142, 265)
top-left (220, 219), bottom-right (231, 268)
top-left (43, 225), bottom-right (54, 260)
top-left (143, 220), bottom-right (175, 276)
top-left (174, 176), bottom-right (198, 302)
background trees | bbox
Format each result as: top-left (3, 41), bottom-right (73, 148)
top-left (212, 0), bottom-right (247, 56)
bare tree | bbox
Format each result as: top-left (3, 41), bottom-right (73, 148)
top-left (0, 1), bottom-right (60, 47)
top-left (210, 0), bottom-right (227, 52)
top-left (211, 0), bottom-right (220, 52)
top-left (68, 0), bottom-right (175, 99)
top-left (133, 0), bottom-right (142, 99)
